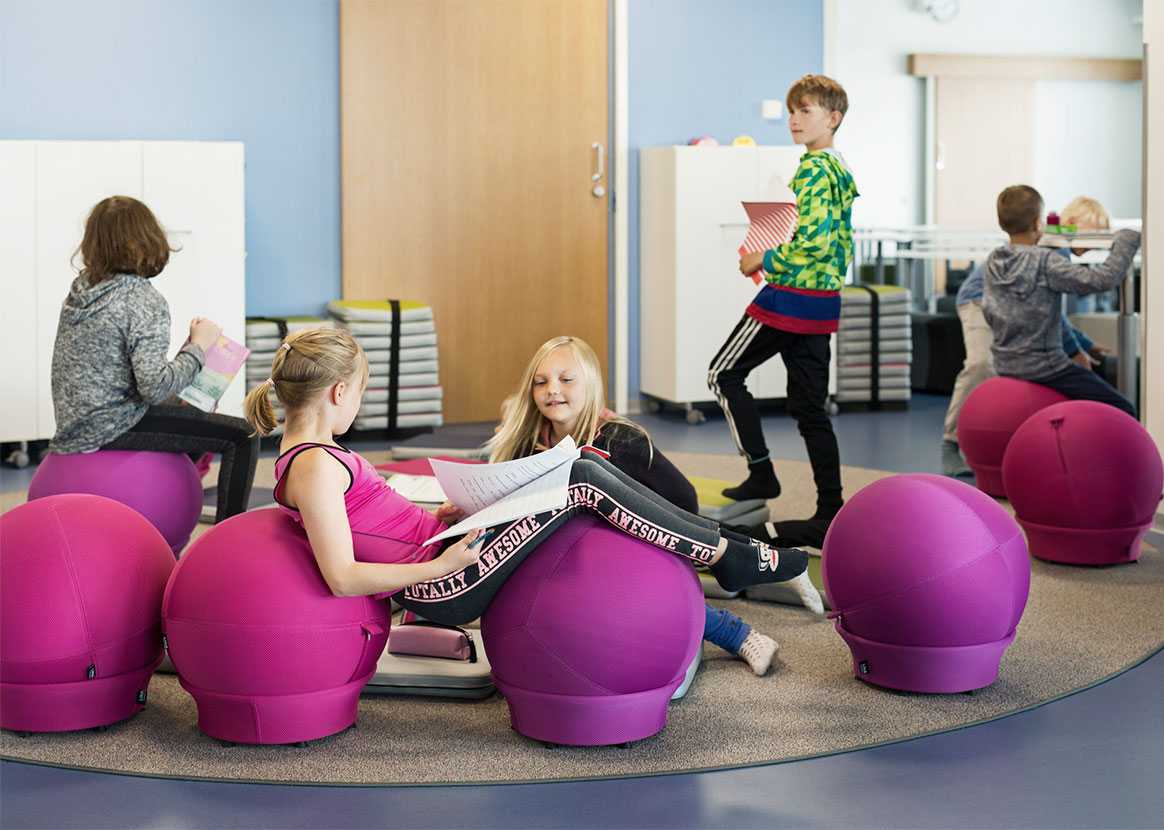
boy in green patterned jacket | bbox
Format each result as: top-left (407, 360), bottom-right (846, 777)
top-left (708, 74), bottom-right (858, 548)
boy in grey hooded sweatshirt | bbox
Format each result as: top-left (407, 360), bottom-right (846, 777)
top-left (982, 185), bottom-right (1139, 417)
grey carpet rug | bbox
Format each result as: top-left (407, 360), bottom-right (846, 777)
top-left (3, 454), bottom-right (1162, 785)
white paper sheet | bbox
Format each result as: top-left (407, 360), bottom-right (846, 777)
top-left (422, 437), bottom-right (580, 546)
top-left (384, 473), bottom-right (447, 504)
top-left (429, 436), bottom-right (579, 514)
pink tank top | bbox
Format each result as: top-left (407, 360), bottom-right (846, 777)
top-left (273, 443), bottom-right (445, 567)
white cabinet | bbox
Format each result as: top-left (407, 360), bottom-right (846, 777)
top-left (639, 146), bottom-right (836, 409)
top-left (0, 141), bottom-right (246, 443)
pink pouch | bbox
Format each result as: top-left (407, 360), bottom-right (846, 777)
top-left (388, 622), bottom-right (477, 662)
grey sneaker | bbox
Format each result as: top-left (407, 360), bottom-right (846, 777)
top-left (942, 440), bottom-right (972, 478)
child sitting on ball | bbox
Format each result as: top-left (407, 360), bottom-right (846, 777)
top-left (243, 328), bottom-right (816, 627)
top-left (981, 185), bottom-right (1140, 417)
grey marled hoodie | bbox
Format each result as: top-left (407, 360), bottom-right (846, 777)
top-left (49, 273), bottom-right (205, 453)
top-left (982, 229), bottom-right (1140, 379)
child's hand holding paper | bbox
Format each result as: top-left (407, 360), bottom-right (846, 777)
top-left (739, 200), bottom-right (799, 286)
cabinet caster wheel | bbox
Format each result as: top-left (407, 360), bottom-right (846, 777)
top-left (4, 450), bottom-right (29, 469)
top-left (685, 409), bottom-right (706, 425)
top-left (645, 399), bottom-right (662, 414)
top-left (827, 401), bottom-right (839, 416)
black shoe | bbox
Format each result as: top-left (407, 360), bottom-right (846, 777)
top-left (722, 461), bottom-right (781, 501)
top-left (766, 502), bottom-right (842, 549)
top-left (710, 541), bottom-right (809, 593)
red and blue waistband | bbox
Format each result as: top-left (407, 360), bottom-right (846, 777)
top-left (746, 284), bottom-right (840, 334)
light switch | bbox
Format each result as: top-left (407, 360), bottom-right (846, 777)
top-left (761, 100), bottom-right (783, 120)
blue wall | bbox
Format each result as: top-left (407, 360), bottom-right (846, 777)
top-left (1, 0), bottom-right (822, 387)
top-left (0, 0), bottom-right (340, 317)
top-left (627, 0), bottom-right (823, 396)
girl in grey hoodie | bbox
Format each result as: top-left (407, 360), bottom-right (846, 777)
top-left (49, 196), bottom-right (258, 522)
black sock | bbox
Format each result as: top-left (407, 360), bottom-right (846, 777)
top-left (722, 460), bottom-right (782, 501)
top-left (709, 539), bottom-right (809, 593)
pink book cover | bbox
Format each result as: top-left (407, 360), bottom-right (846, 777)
top-left (738, 201), bottom-right (798, 285)
top-left (178, 335), bottom-right (251, 412)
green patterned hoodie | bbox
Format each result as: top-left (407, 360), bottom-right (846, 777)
top-left (748, 149), bottom-right (858, 334)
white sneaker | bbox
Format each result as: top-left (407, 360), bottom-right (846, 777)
top-left (789, 570), bottom-right (825, 616)
top-left (738, 630), bottom-right (779, 676)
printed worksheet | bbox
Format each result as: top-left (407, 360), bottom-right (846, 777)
top-left (429, 436), bottom-right (580, 514)
top-left (422, 458), bottom-right (575, 546)
top-left (421, 436), bottom-right (581, 546)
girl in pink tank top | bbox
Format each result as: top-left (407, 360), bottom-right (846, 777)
top-left (244, 330), bottom-right (484, 601)
top-left (245, 328), bottom-right (811, 626)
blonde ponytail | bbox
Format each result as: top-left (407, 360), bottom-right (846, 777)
top-left (241, 329), bottom-right (367, 437)
top-left (243, 379), bottom-right (279, 437)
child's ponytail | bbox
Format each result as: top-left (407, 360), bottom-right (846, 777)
top-left (243, 379), bottom-right (279, 437)
top-left (241, 329), bottom-right (367, 438)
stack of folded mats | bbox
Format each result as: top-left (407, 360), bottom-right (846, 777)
top-left (244, 315), bottom-right (338, 435)
top-left (327, 300), bottom-right (444, 431)
top-left (835, 285), bottom-right (912, 405)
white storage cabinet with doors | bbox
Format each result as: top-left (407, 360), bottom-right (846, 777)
top-left (639, 145), bottom-right (837, 423)
top-left (0, 141), bottom-right (246, 453)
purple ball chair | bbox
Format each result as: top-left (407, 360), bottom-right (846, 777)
top-left (1003, 400), bottom-right (1163, 565)
top-left (957, 378), bottom-right (1068, 497)
top-left (29, 450), bottom-right (203, 554)
top-left (822, 475), bottom-right (1030, 694)
top-left (1, 494), bottom-right (175, 732)
top-left (162, 508), bottom-right (390, 745)
top-left (481, 515), bottom-right (703, 746)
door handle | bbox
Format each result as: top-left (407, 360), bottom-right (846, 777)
top-left (591, 142), bottom-right (606, 197)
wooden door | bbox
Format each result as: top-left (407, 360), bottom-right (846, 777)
top-left (341, 0), bottom-right (609, 423)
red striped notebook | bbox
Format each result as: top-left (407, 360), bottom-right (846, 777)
top-left (738, 201), bottom-right (798, 285)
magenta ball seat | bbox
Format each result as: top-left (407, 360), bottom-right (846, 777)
top-left (822, 475), bottom-right (1030, 694)
top-left (162, 509), bottom-right (390, 745)
top-left (481, 515), bottom-right (703, 746)
top-left (29, 450), bottom-right (203, 554)
top-left (1, 494), bottom-right (175, 732)
top-left (1002, 400), bottom-right (1164, 566)
top-left (957, 378), bottom-right (1068, 497)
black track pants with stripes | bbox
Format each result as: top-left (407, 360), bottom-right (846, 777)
top-left (706, 313), bottom-right (842, 505)
top-left (397, 455), bottom-right (747, 625)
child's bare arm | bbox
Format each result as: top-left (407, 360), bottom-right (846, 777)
top-left (290, 449), bottom-right (473, 597)
top-left (1044, 230), bottom-right (1140, 296)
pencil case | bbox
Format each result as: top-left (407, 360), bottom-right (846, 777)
top-left (388, 620), bottom-right (478, 662)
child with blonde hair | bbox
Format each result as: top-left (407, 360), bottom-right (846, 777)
top-left (50, 195), bottom-right (258, 522)
top-left (246, 330), bottom-right (814, 625)
top-left (490, 336), bottom-right (824, 676)
top-left (1060, 196), bottom-right (1116, 315)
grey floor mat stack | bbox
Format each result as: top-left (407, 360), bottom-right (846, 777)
top-left (836, 285), bottom-right (912, 405)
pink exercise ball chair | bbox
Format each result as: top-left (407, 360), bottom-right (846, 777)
top-left (162, 508), bottom-right (390, 745)
top-left (481, 515), bottom-right (703, 746)
top-left (1002, 400), bottom-right (1163, 565)
top-left (1, 494), bottom-right (175, 732)
top-left (29, 450), bottom-right (203, 554)
top-left (957, 378), bottom-right (1068, 497)
top-left (822, 474), bottom-right (1030, 694)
